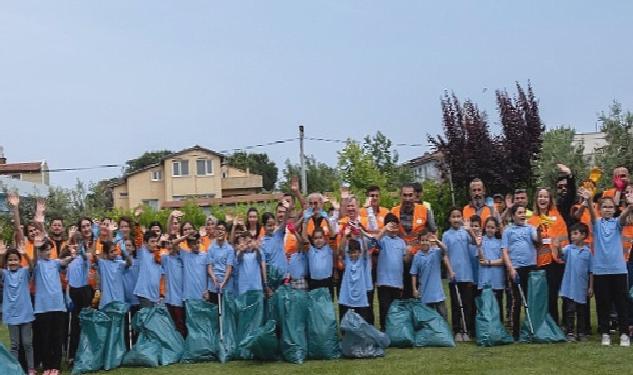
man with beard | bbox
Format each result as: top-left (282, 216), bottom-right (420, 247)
top-left (48, 217), bottom-right (66, 259)
top-left (463, 178), bottom-right (496, 223)
top-left (390, 183), bottom-right (437, 299)
top-left (555, 164), bottom-right (576, 229)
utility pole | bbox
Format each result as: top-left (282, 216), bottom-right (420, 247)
top-left (299, 125), bottom-right (307, 195)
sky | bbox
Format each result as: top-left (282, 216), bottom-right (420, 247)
top-left (1, 1), bottom-right (632, 188)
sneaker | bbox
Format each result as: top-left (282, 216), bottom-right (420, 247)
top-left (602, 333), bottom-right (611, 346)
top-left (462, 333), bottom-right (471, 342)
top-left (620, 334), bottom-right (630, 347)
top-left (28, 370), bottom-right (36, 375)
top-left (566, 333), bottom-right (577, 342)
top-left (454, 333), bottom-right (463, 342)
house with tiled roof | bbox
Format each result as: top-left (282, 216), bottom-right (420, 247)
top-left (0, 146), bottom-right (49, 185)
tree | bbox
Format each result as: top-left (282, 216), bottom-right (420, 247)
top-left (280, 155), bottom-right (338, 193)
top-left (536, 127), bottom-right (586, 190)
top-left (226, 152), bottom-right (278, 191)
top-left (363, 131), bottom-right (414, 190)
top-left (125, 150), bottom-right (172, 174)
top-left (595, 101), bottom-right (633, 188)
top-left (337, 140), bottom-right (387, 196)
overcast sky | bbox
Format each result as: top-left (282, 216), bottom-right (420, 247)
top-left (1, 1), bottom-right (632, 188)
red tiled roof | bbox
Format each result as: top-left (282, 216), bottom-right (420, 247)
top-left (0, 162), bottom-right (43, 173)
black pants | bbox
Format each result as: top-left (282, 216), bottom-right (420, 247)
top-left (309, 277), bottom-right (334, 298)
top-left (34, 312), bottom-right (65, 370)
top-left (511, 266), bottom-right (535, 339)
top-left (491, 289), bottom-right (504, 323)
top-left (68, 286), bottom-right (93, 360)
top-left (594, 274), bottom-right (629, 335)
top-left (377, 286), bottom-right (402, 331)
top-left (449, 282), bottom-right (475, 335)
top-left (402, 261), bottom-right (414, 299)
top-left (366, 288), bottom-right (375, 326)
top-left (563, 297), bottom-right (587, 335)
top-left (543, 262), bottom-right (564, 324)
top-left (339, 304), bottom-right (372, 325)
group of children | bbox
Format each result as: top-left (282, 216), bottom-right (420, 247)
top-left (2, 167), bottom-right (633, 373)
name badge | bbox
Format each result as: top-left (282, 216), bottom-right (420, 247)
top-left (550, 216), bottom-right (557, 222)
top-left (542, 238), bottom-right (552, 245)
top-left (416, 219), bottom-right (423, 224)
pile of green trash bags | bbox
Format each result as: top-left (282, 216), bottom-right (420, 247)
top-left (241, 320), bottom-right (280, 361)
top-left (385, 299), bottom-right (454, 348)
top-left (0, 341), bottom-right (24, 375)
top-left (519, 270), bottom-right (566, 343)
top-left (122, 306), bottom-right (185, 367)
top-left (475, 286), bottom-right (513, 347)
top-left (340, 310), bottom-right (390, 358)
top-left (72, 302), bottom-right (128, 374)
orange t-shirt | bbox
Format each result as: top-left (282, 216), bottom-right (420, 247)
top-left (528, 209), bottom-right (568, 266)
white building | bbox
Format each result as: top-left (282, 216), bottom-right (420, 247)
top-left (405, 152), bottom-right (443, 182)
top-left (572, 131), bottom-right (607, 166)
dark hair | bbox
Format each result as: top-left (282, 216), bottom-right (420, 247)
top-left (510, 204), bottom-right (525, 216)
top-left (50, 216), bottom-right (64, 225)
top-left (144, 230), bottom-right (160, 243)
top-left (348, 239), bottom-right (361, 252)
top-left (246, 207), bottom-right (261, 234)
top-left (312, 227), bottom-right (326, 238)
top-left (149, 221), bottom-right (163, 231)
top-left (484, 217), bottom-right (502, 239)
top-left (401, 183), bottom-right (416, 192)
top-left (261, 212), bottom-right (275, 225)
top-left (384, 213), bottom-right (399, 226)
top-left (102, 216), bottom-right (113, 222)
top-left (569, 222), bottom-right (589, 237)
top-left (4, 248), bottom-right (21, 265)
top-left (118, 216), bottom-right (132, 228)
top-left (78, 216), bottom-right (93, 228)
top-left (216, 220), bottom-right (228, 230)
top-left (417, 228), bottom-right (429, 239)
top-left (469, 215), bottom-right (482, 225)
top-left (102, 240), bottom-right (116, 254)
top-left (447, 207), bottom-right (463, 217)
top-left (23, 221), bottom-right (38, 237)
top-left (366, 186), bottom-right (380, 195)
top-left (412, 182), bottom-right (422, 194)
top-left (234, 231), bottom-right (252, 245)
top-left (179, 221), bottom-right (195, 236)
top-left (36, 238), bottom-right (52, 253)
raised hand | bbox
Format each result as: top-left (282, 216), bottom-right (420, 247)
top-left (172, 210), bottom-right (185, 218)
top-left (68, 225), bottom-right (78, 239)
top-left (505, 193), bottom-right (514, 209)
top-left (35, 198), bottom-right (46, 214)
top-left (7, 192), bottom-right (19, 208)
top-left (134, 206), bottom-right (143, 218)
top-left (108, 221), bottom-right (118, 232)
top-left (556, 163), bottom-right (571, 176)
top-left (0, 240), bottom-right (6, 256)
top-left (199, 227), bottom-right (207, 238)
top-left (340, 186), bottom-right (350, 200)
top-left (290, 175), bottom-right (300, 192)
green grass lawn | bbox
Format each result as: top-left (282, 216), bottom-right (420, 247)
top-left (1, 283), bottom-right (631, 375)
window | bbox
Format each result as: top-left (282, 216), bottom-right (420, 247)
top-left (142, 199), bottom-right (159, 211)
top-left (119, 192), bottom-right (128, 197)
top-left (172, 160), bottom-right (189, 176)
top-left (10, 173), bottom-right (21, 180)
top-left (150, 170), bottom-right (162, 181)
top-left (196, 159), bottom-right (213, 176)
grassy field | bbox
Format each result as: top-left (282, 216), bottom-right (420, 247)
top-left (1, 284), bottom-right (631, 375)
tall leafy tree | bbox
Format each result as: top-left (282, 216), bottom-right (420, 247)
top-left (281, 155), bottom-right (338, 193)
top-left (226, 152), bottom-right (278, 191)
top-left (536, 127), bottom-right (586, 189)
top-left (363, 131), bottom-right (414, 190)
top-left (337, 140), bottom-right (387, 196)
top-left (595, 101), bottom-right (633, 188)
top-left (125, 150), bottom-right (172, 174)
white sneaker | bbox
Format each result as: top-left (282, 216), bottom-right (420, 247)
top-left (602, 333), bottom-right (611, 346)
top-left (620, 334), bottom-right (630, 347)
top-left (454, 333), bottom-right (463, 342)
top-left (462, 333), bottom-right (471, 342)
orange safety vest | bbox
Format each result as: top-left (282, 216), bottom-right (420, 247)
top-left (359, 206), bottom-right (389, 231)
top-left (284, 231), bottom-right (299, 258)
top-left (391, 204), bottom-right (428, 245)
top-left (602, 188), bottom-right (617, 198)
top-left (622, 224), bottom-right (633, 262)
top-left (463, 204), bottom-right (493, 223)
top-left (306, 217), bottom-right (330, 237)
top-left (528, 209), bottom-right (568, 267)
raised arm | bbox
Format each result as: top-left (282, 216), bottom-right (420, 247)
top-left (581, 188), bottom-right (597, 223)
top-left (290, 176), bottom-right (306, 211)
top-left (7, 193), bottom-right (24, 245)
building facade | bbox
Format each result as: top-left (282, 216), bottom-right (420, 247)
top-left (405, 151), bottom-right (443, 183)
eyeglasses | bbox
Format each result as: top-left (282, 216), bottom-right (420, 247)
top-left (368, 193), bottom-right (379, 198)
top-left (556, 183), bottom-right (567, 189)
top-left (309, 201), bottom-right (320, 206)
top-left (402, 193), bottom-right (414, 197)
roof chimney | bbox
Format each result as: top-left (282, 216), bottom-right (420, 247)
top-left (0, 146), bottom-right (5, 164)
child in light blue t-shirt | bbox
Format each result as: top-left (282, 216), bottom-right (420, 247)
top-left (410, 230), bottom-right (451, 320)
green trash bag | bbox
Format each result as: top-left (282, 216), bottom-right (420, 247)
top-left (72, 308), bottom-right (111, 374)
top-left (181, 299), bottom-right (218, 363)
top-left (102, 302), bottom-right (128, 370)
top-left (272, 285), bottom-right (308, 364)
top-left (218, 292), bottom-right (239, 363)
top-left (0, 341), bottom-right (25, 375)
top-left (240, 320), bottom-right (280, 361)
top-left (411, 301), bottom-right (455, 347)
top-left (519, 270), bottom-right (566, 343)
top-left (122, 306), bottom-right (185, 367)
top-left (267, 265), bottom-right (285, 291)
top-left (340, 310), bottom-right (390, 358)
top-left (235, 290), bottom-right (265, 359)
top-left (385, 299), bottom-right (415, 347)
top-left (307, 288), bottom-right (340, 359)
top-left (475, 287), bottom-right (513, 347)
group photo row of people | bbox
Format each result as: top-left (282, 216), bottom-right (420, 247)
top-left (2, 163), bottom-right (633, 374)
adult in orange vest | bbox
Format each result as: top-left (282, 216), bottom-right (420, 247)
top-left (529, 187), bottom-right (568, 324)
top-left (359, 185), bottom-right (390, 233)
top-left (303, 193), bottom-right (334, 240)
top-left (554, 164), bottom-right (576, 228)
top-left (463, 178), bottom-right (495, 224)
top-left (602, 167), bottom-right (629, 202)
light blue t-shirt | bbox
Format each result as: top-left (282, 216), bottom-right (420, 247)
top-left (377, 236), bottom-right (406, 288)
top-left (133, 247), bottom-right (163, 303)
top-left (161, 254), bottom-right (184, 307)
top-left (235, 251), bottom-right (263, 294)
top-left (308, 245), bottom-right (333, 280)
top-left (339, 254), bottom-right (369, 307)
top-left (261, 231), bottom-right (288, 275)
top-left (288, 252), bottom-right (307, 280)
top-left (410, 248), bottom-right (445, 304)
top-left (98, 259), bottom-right (127, 309)
top-left (207, 241), bottom-right (235, 293)
top-left (442, 228), bottom-right (475, 283)
top-left (592, 218), bottom-right (627, 275)
top-left (34, 259), bottom-right (66, 313)
top-left (179, 249), bottom-right (209, 300)
top-left (478, 237), bottom-right (505, 290)
top-left (66, 255), bottom-right (89, 288)
top-left (501, 224), bottom-right (538, 268)
top-left (2, 268), bottom-right (35, 325)
top-left (123, 257), bottom-right (139, 305)
top-left (560, 244), bottom-right (592, 304)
